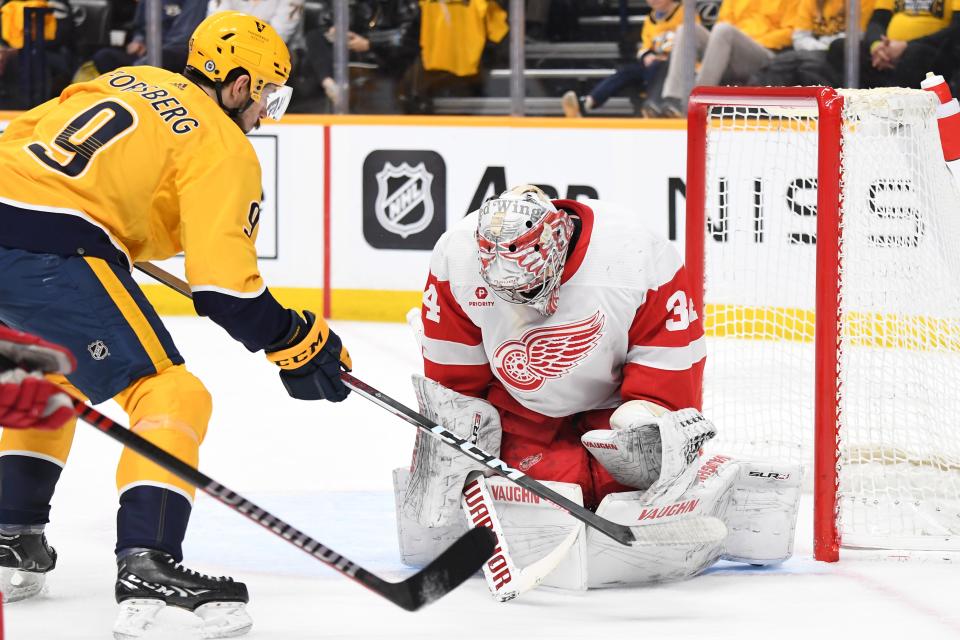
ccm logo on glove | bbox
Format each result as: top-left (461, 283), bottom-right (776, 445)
top-left (269, 319), bottom-right (331, 369)
top-left (266, 310), bottom-right (352, 402)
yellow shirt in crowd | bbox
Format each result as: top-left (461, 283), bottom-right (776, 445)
top-left (639, 3), bottom-right (697, 57)
top-left (790, 0), bottom-right (875, 35)
top-left (717, 0), bottom-right (796, 50)
top-left (874, 0), bottom-right (960, 41)
top-left (419, 0), bottom-right (508, 77)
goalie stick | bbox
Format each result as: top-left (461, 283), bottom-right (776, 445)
top-left (73, 400), bottom-right (496, 612)
top-left (133, 262), bottom-right (726, 549)
top-left (462, 472), bottom-right (582, 602)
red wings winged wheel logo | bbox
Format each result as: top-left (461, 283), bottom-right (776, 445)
top-left (493, 311), bottom-right (606, 392)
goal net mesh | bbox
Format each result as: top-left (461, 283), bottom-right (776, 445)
top-left (699, 88), bottom-right (960, 550)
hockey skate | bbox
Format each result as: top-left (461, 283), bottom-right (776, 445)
top-left (114, 549), bottom-right (252, 640)
top-left (0, 531), bottom-right (57, 602)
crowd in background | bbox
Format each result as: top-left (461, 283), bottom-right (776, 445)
top-left (0, 0), bottom-right (959, 116)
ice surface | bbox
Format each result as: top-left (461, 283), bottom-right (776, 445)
top-left (7, 318), bottom-right (960, 639)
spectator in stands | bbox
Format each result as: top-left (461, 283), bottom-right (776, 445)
top-left (73, 0), bottom-right (205, 80)
top-left (0, 0), bottom-right (76, 104)
top-left (297, 0), bottom-right (419, 112)
top-left (750, 0), bottom-right (874, 87)
top-left (560, 0), bottom-right (691, 118)
top-left (207, 0), bottom-right (303, 45)
top-left (399, 0), bottom-right (508, 114)
top-left (660, 0), bottom-right (796, 115)
top-left (831, 0), bottom-right (960, 89)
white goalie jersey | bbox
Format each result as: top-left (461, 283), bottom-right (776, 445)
top-left (401, 198), bottom-right (803, 594)
top-left (420, 198), bottom-right (707, 421)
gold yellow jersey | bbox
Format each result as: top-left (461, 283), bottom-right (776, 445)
top-left (791, 0), bottom-right (874, 35)
top-left (419, 0), bottom-right (508, 77)
top-left (717, 0), bottom-right (797, 50)
top-left (0, 66), bottom-right (290, 351)
top-left (639, 3), bottom-right (696, 57)
top-left (874, 0), bottom-right (960, 40)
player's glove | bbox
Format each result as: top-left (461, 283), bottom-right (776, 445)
top-left (0, 326), bottom-right (77, 430)
top-left (265, 310), bottom-right (352, 402)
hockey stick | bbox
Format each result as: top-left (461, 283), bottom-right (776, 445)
top-left (73, 401), bottom-right (496, 611)
top-left (462, 473), bottom-right (582, 602)
top-left (133, 262), bottom-right (726, 548)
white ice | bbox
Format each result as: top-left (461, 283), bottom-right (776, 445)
top-left (7, 318), bottom-right (960, 640)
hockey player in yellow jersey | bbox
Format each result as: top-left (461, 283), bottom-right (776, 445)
top-left (0, 11), bottom-right (350, 638)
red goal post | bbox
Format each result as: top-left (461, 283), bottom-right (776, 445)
top-left (685, 86), bottom-right (960, 562)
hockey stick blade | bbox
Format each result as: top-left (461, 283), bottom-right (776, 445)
top-left (132, 261), bottom-right (653, 548)
top-left (74, 401), bottom-right (496, 611)
top-left (464, 473), bottom-right (583, 602)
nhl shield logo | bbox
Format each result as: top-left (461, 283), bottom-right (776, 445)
top-left (374, 162), bottom-right (434, 239)
top-left (362, 149), bottom-right (446, 250)
top-left (87, 340), bottom-right (110, 361)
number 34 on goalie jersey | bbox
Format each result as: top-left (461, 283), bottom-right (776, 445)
top-left (665, 290), bottom-right (698, 332)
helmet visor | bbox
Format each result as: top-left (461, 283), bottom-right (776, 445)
top-left (262, 84), bottom-right (293, 121)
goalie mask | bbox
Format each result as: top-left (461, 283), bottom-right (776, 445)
top-left (476, 185), bottom-right (574, 316)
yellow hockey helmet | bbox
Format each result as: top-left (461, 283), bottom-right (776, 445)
top-left (187, 11), bottom-right (291, 109)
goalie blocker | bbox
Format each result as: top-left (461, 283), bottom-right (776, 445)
top-left (394, 382), bottom-right (802, 591)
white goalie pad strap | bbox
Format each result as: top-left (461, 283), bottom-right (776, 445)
top-left (721, 460), bottom-right (802, 565)
top-left (582, 400), bottom-right (717, 499)
top-left (402, 375), bottom-right (502, 527)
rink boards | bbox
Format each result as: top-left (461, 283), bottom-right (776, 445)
top-left (0, 112), bottom-right (690, 322)
top-left (2, 111), bottom-right (949, 335)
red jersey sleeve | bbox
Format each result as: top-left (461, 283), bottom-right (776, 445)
top-left (420, 242), bottom-right (493, 397)
top-left (621, 261), bottom-right (706, 411)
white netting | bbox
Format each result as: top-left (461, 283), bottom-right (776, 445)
top-left (700, 88), bottom-right (960, 550)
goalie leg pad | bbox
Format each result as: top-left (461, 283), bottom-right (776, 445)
top-left (402, 375), bottom-right (502, 527)
top-left (393, 467), bottom-right (468, 567)
top-left (586, 454), bottom-right (739, 587)
top-left (721, 460), bottom-right (802, 565)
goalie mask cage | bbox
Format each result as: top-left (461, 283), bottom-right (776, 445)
top-left (686, 86), bottom-right (960, 561)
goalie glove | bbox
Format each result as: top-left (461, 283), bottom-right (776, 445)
top-left (582, 400), bottom-right (716, 502)
top-left (265, 310), bottom-right (352, 402)
top-left (0, 326), bottom-right (76, 430)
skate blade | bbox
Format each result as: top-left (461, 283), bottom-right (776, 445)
top-left (0, 568), bottom-right (46, 603)
top-left (113, 598), bottom-right (165, 640)
top-left (195, 601), bottom-right (253, 639)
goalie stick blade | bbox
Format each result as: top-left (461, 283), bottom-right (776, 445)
top-left (628, 516), bottom-right (727, 547)
top-left (387, 526), bottom-right (497, 612)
